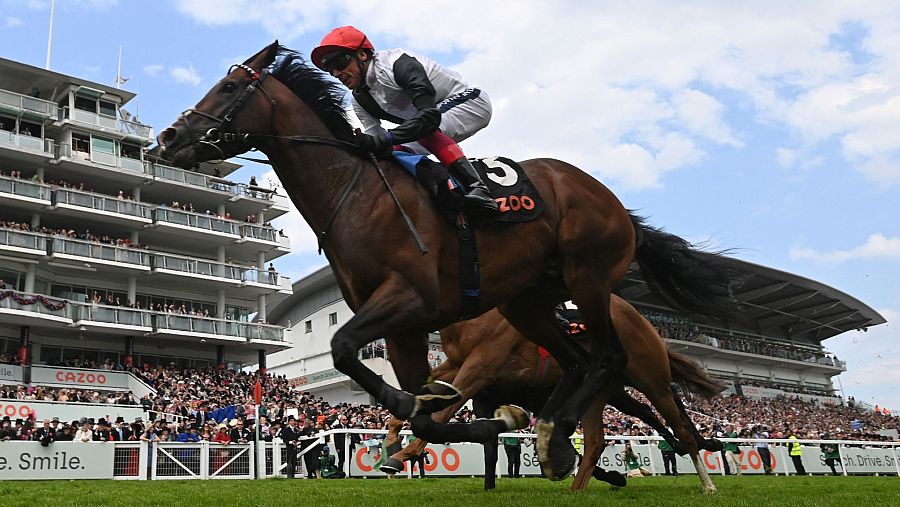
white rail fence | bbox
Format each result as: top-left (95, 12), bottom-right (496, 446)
top-left (0, 429), bottom-right (896, 481)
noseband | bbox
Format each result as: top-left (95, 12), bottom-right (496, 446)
top-left (179, 63), bottom-right (277, 161)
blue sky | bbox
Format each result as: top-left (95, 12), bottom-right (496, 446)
top-left (2, 1), bottom-right (898, 409)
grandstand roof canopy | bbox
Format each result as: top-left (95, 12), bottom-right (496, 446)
top-left (617, 255), bottom-right (885, 343)
top-left (273, 256), bottom-right (885, 344)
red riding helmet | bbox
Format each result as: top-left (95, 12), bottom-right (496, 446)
top-left (311, 26), bottom-right (375, 71)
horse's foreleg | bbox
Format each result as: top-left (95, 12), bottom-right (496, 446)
top-left (692, 452), bottom-right (718, 494)
top-left (473, 397), bottom-right (501, 491)
top-left (331, 281), bottom-right (455, 419)
top-left (383, 416), bottom-right (406, 460)
top-left (408, 345), bottom-right (528, 445)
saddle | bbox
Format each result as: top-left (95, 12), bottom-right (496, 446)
top-left (393, 152), bottom-right (547, 319)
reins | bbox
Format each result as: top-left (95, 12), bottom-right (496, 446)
top-left (186, 64), bottom-right (428, 256)
top-left (238, 134), bottom-right (428, 256)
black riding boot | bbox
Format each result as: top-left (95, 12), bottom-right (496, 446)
top-left (449, 157), bottom-right (499, 214)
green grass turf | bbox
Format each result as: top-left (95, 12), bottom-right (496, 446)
top-left (0, 475), bottom-right (897, 507)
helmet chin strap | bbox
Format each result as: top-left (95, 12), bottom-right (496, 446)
top-left (351, 52), bottom-right (370, 91)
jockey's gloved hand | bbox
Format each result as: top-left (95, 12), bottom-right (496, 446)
top-left (354, 131), bottom-right (393, 159)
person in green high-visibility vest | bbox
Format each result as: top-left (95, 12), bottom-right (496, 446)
top-left (723, 424), bottom-right (742, 476)
top-left (787, 429), bottom-right (806, 476)
top-left (658, 432), bottom-right (678, 476)
top-left (501, 429), bottom-right (522, 478)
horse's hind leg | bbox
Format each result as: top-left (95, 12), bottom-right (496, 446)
top-left (608, 389), bottom-right (684, 453)
top-left (498, 295), bottom-right (592, 481)
top-left (572, 397), bottom-right (604, 491)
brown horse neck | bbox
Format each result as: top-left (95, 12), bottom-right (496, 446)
top-left (257, 99), bottom-right (374, 240)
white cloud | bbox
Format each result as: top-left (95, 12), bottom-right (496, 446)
top-left (169, 64), bottom-right (201, 86)
top-left (171, 1), bottom-right (900, 189)
top-left (4, 16), bottom-right (23, 27)
top-left (790, 233), bottom-right (900, 263)
top-left (143, 64), bottom-right (164, 76)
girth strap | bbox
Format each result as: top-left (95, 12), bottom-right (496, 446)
top-left (455, 211), bottom-right (480, 321)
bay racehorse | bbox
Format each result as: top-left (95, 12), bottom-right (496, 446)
top-left (157, 42), bottom-right (738, 479)
top-left (381, 296), bottom-right (723, 493)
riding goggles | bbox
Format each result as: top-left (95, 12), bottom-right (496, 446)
top-left (321, 51), bottom-right (353, 73)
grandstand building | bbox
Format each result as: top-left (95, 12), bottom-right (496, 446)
top-left (0, 56), bottom-right (293, 387)
top-left (266, 258), bottom-right (885, 406)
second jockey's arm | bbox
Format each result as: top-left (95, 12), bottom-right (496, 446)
top-left (387, 54), bottom-right (441, 145)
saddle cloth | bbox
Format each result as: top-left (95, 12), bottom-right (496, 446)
top-left (393, 152), bottom-right (545, 225)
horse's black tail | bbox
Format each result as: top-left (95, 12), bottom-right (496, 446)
top-left (667, 348), bottom-right (725, 399)
top-left (629, 212), bottom-right (742, 320)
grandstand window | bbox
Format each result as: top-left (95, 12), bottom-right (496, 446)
top-left (305, 320), bottom-right (312, 333)
top-left (72, 132), bottom-right (90, 155)
top-left (91, 135), bottom-right (115, 154)
top-left (0, 115), bottom-right (14, 132)
top-left (99, 100), bottom-right (116, 118)
top-left (120, 142), bottom-right (141, 160)
top-left (329, 312), bottom-right (337, 326)
top-left (39, 346), bottom-right (62, 364)
top-left (74, 95), bottom-right (95, 113)
top-left (18, 119), bottom-right (41, 137)
top-left (0, 269), bottom-right (21, 290)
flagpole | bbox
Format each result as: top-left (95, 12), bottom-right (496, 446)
top-left (116, 46), bottom-right (123, 89)
top-left (45, 0), bottom-right (56, 70)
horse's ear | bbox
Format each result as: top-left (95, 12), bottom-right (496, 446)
top-left (243, 40), bottom-right (280, 70)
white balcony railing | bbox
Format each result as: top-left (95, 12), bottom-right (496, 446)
top-left (0, 89), bottom-right (58, 119)
top-left (0, 175), bottom-right (52, 201)
top-left (49, 237), bottom-right (151, 268)
top-left (153, 208), bottom-right (242, 236)
top-left (54, 188), bottom-right (152, 220)
top-left (0, 227), bottom-right (47, 252)
top-left (0, 290), bottom-right (285, 342)
top-left (56, 142), bottom-right (145, 173)
top-left (0, 130), bottom-right (55, 154)
top-left (152, 313), bottom-right (284, 341)
top-left (58, 106), bottom-right (153, 140)
top-left (151, 253), bottom-right (242, 281)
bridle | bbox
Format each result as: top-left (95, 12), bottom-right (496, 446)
top-left (178, 63), bottom-right (278, 162)
top-left (175, 62), bottom-right (428, 256)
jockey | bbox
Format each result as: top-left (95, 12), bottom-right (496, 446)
top-left (312, 26), bottom-right (499, 214)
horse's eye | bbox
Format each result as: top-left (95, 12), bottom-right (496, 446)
top-left (223, 82), bottom-right (237, 93)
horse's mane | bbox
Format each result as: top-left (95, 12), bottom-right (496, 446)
top-left (268, 46), bottom-right (355, 142)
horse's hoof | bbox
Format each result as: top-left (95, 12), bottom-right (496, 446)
top-left (379, 457), bottom-right (404, 475)
top-left (494, 405), bottom-right (530, 431)
top-left (543, 429), bottom-right (577, 481)
top-left (534, 420), bottom-right (553, 478)
top-left (412, 380), bottom-right (462, 416)
top-left (705, 438), bottom-right (724, 452)
top-left (595, 468), bottom-right (627, 488)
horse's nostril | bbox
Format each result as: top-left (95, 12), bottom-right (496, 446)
top-left (159, 127), bottom-right (178, 146)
